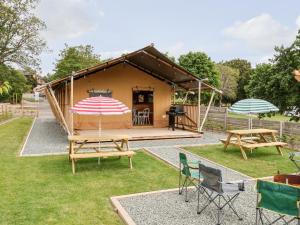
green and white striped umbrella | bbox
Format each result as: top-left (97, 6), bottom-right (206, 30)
top-left (229, 98), bottom-right (279, 114)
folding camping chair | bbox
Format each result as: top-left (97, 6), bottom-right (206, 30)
top-left (289, 152), bottom-right (300, 174)
top-left (197, 164), bottom-right (244, 225)
top-left (256, 180), bottom-right (300, 225)
top-left (178, 152), bottom-right (202, 202)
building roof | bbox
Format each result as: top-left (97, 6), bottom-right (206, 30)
top-left (38, 44), bottom-right (221, 93)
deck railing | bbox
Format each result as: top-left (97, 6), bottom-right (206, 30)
top-left (172, 104), bottom-right (227, 131)
top-left (172, 104), bottom-right (198, 130)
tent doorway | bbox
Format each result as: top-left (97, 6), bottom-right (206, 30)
top-left (132, 90), bottom-right (153, 126)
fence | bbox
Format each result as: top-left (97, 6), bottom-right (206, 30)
top-left (0, 103), bottom-right (38, 117)
top-left (177, 104), bottom-right (300, 150)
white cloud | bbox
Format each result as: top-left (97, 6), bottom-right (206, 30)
top-left (99, 49), bottom-right (130, 59)
top-left (296, 15), bottom-right (300, 28)
top-left (37, 0), bottom-right (103, 40)
top-left (223, 14), bottom-right (296, 53)
top-left (98, 10), bottom-right (105, 17)
top-left (163, 41), bottom-right (185, 58)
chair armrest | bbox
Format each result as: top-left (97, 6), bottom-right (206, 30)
top-left (219, 180), bottom-right (245, 191)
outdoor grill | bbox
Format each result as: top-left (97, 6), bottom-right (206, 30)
top-left (166, 105), bottom-right (185, 131)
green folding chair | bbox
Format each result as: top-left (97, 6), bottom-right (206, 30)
top-left (256, 180), bottom-right (300, 224)
top-left (178, 152), bottom-right (202, 202)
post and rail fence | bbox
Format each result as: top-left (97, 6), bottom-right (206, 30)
top-left (0, 103), bottom-right (38, 117)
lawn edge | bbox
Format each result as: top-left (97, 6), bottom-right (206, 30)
top-left (110, 197), bottom-right (137, 225)
top-left (19, 116), bottom-right (36, 157)
top-left (0, 116), bottom-right (18, 126)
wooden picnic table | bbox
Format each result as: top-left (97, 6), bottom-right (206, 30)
top-left (220, 129), bottom-right (287, 160)
top-left (68, 135), bottom-right (135, 174)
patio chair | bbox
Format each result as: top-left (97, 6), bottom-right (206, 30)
top-left (289, 152), bottom-right (300, 174)
top-left (197, 164), bottom-right (244, 225)
top-left (256, 179), bottom-right (300, 224)
top-left (179, 152), bottom-right (202, 202)
top-left (141, 108), bottom-right (150, 125)
top-left (132, 108), bottom-right (138, 125)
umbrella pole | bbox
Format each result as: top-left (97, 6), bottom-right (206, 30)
top-left (98, 116), bottom-right (101, 165)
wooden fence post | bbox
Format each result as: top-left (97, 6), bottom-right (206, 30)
top-left (280, 121), bottom-right (283, 139)
top-left (224, 108), bottom-right (228, 130)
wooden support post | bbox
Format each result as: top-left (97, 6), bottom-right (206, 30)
top-left (199, 91), bottom-right (215, 132)
top-left (197, 81), bottom-right (202, 132)
top-left (48, 87), bottom-right (70, 135)
top-left (70, 72), bottom-right (74, 135)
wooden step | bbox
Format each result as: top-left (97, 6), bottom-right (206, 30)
top-left (70, 151), bottom-right (135, 159)
top-left (243, 142), bottom-right (287, 149)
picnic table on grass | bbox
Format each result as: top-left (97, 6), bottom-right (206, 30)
top-left (220, 129), bottom-right (287, 160)
top-left (68, 135), bottom-right (135, 174)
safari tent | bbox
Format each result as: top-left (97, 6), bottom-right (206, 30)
top-left (37, 44), bottom-right (221, 139)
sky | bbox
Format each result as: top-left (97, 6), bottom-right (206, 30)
top-left (36, 0), bottom-right (300, 76)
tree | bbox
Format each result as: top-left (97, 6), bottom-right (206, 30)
top-left (215, 64), bottom-right (239, 103)
top-left (223, 59), bottom-right (252, 100)
top-left (0, 81), bottom-right (11, 95)
top-left (245, 63), bottom-right (273, 100)
top-left (0, 0), bottom-right (46, 68)
top-left (0, 64), bottom-right (29, 102)
top-left (268, 30), bottom-right (300, 116)
top-left (178, 52), bottom-right (220, 88)
top-left (51, 45), bottom-right (102, 80)
top-left (22, 66), bottom-right (38, 90)
top-left (244, 30), bottom-right (300, 120)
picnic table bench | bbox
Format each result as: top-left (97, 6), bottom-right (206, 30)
top-left (220, 129), bottom-right (287, 160)
top-left (68, 135), bottom-right (135, 174)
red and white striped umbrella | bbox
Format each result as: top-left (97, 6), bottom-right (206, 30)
top-left (71, 96), bottom-right (130, 115)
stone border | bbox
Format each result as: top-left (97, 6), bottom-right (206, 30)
top-left (111, 187), bottom-right (189, 225)
top-left (19, 117), bottom-right (36, 156)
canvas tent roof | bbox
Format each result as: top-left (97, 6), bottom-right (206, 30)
top-left (37, 44), bottom-right (221, 93)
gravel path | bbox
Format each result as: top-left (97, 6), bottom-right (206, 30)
top-left (144, 146), bottom-right (249, 181)
top-left (115, 147), bottom-right (285, 225)
top-left (21, 99), bottom-right (68, 156)
top-left (21, 118), bottom-right (68, 156)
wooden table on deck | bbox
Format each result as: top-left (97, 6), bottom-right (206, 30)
top-left (220, 129), bottom-right (287, 160)
top-left (68, 135), bottom-right (135, 174)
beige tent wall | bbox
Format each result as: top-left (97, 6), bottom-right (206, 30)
top-left (63, 63), bottom-right (172, 130)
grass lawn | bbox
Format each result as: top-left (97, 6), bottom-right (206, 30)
top-left (0, 118), bottom-right (178, 225)
top-left (0, 113), bottom-right (12, 123)
top-left (185, 145), bottom-right (297, 178)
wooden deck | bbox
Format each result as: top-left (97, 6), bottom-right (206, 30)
top-left (76, 128), bottom-right (201, 140)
